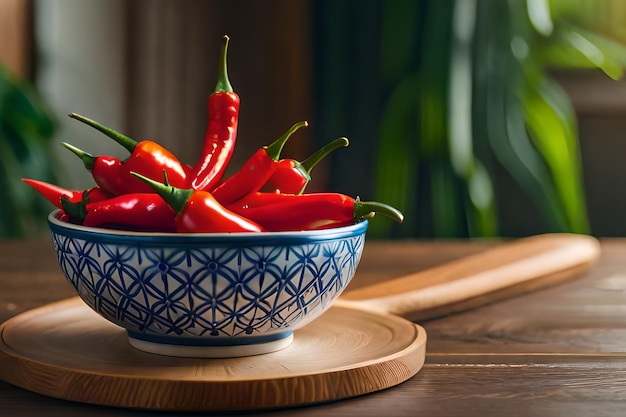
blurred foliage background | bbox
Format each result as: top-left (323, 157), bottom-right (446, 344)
top-left (0, 63), bottom-right (58, 237)
top-left (313, 0), bottom-right (626, 238)
top-left (2, 0), bottom-right (626, 239)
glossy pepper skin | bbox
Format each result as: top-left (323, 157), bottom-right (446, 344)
top-left (227, 192), bottom-right (404, 232)
top-left (211, 121), bottom-right (307, 205)
top-left (265, 137), bottom-right (349, 194)
top-left (190, 35), bottom-right (240, 191)
top-left (61, 193), bottom-right (177, 232)
top-left (21, 178), bottom-right (111, 209)
top-left (133, 172), bottom-right (263, 233)
top-left (53, 210), bottom-right (71, 223)
top-left (63, 113), bottom-right (189, 195)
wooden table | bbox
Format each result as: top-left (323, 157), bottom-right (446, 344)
top-left (1, 237), bottom-right (625, 416)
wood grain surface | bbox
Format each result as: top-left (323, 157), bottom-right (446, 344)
top-left (2, 237), bottom-right (626, 416)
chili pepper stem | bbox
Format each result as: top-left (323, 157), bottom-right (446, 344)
top-left (61, 142), bottom-right (95, 170)
top-left (69, 113), bottom-right (138, 153)
top-left (60, 193), bottom-right (89, 223)
top-left (265, 121), bottom-right (308, 160)
top-left (300, 137), bottom-right (349, 174)
top-left (354, 197), bottom-right (404, 223)
top-left (215, 35), bottom-right (233, 93)
top-left (131, 171), bottom-right (193, 215)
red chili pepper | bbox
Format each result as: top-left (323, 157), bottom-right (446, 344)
top-left (63, 113), bottom-right (189, 195)
top-left (265, 137), bottom-right (349, 194)
top-left (61, 192), bottom-right (177, 232)
top-left (227, 192), bottom-right (404, 232)
top-left (54, 210), bottom-right (71, 223)
top-left (211, 121), bottom-right (307, 205)
top-left (132, 172), bottom-right (263, 233)
top-left (190, 35), bottom-right (240, 191)
top-left (21, 178), bottom-right (112, 209)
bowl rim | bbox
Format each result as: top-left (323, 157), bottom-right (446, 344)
top-left (47, 210), bottom-right (368, 245)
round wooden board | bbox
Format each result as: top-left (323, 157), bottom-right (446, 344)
top-left (0, 297), bottom-right (426, 411)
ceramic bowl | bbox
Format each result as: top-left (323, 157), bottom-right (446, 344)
top-left (47, 211), bottom-right (367, 358)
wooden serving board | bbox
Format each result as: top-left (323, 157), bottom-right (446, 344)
top-left (0, 298), bottom-right (426, 411)
top-left (0, 233), bottom-right (601, 411)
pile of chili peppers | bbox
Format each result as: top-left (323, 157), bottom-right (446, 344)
top-left (23, 36), bottom-right (404, 233)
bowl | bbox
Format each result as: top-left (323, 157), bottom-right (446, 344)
top-left (47, 211), bottom-right (367, 358)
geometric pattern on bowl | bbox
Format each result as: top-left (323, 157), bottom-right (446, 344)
top-left (49, 217), bottom-right (367, 348)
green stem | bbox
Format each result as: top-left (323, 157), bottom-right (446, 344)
top-left (265, 121), bottom-right (308, 161)
top-left (60, 193), bottom-right (88, 224)
top-left (300, 137), bottom-right (349, 174)
top-left (69, 113), bottom-right (137, 153)
top-left (215, 35), bottom-right (233, 93)
top-left (61, 142), bottom-right (95, 170)
top-left (354, 197), bottom-right (405, 223)
top-left (131, 171), bottom-right (192, 215)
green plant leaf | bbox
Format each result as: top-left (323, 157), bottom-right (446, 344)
top-left (371, 73), bottom-right (421, 238)
top-left (543, 25), bottom-right (626, 79)
top-left (380, 0), bottom-right (419, 82)
top-left (465, 159), bottom-right (498, 236)
top-left (522, 75), bottom-right (589, 233)
top-left (0, 63), bottom-right (58, 237)
top-left (431, 160), bottom-right (462, 237)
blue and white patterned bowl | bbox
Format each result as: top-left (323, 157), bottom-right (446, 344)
top-left (47, 211), bottom-right (367, 358)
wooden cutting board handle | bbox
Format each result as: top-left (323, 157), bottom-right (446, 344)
top-left (339, 233), bottom-right (601, 321)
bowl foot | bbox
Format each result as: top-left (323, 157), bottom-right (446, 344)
top-left (127, 333), bottom-right (294, 358)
